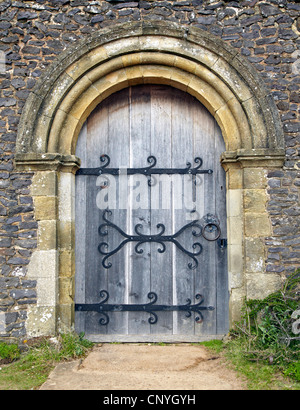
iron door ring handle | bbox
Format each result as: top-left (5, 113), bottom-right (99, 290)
top-left (202, 223), bottom-right (221, 241)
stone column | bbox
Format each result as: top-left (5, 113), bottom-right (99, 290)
top-left (28, 169), bottom-right (58, 337)
top-left (222, 148), bottom-right (285, 327)
top-left (15, 153), bottom-right (80, 337)
top-left (223, 162), bottom-right (245, 326)
top-left (57, 170), bottom-right (76, 333)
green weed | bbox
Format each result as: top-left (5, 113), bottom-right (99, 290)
top-left (226, 269), bottom-right (300, 388)
top-left (0, 332), bottom-right (94, 390)
top-left (0, 342), bottom-right (20, 362)
top-left (198, 339), bottom-right (224, 354)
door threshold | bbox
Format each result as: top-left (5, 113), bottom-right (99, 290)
top-left (84, 334), bottom-right (226, 343)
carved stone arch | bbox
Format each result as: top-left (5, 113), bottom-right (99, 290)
top-left (15, 21), bottom-right (285, 336)
top-left (16, 21), bottom-right (284, 159)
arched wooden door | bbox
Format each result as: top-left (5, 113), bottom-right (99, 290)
top-left (75, 85), bottom-right (228, 342)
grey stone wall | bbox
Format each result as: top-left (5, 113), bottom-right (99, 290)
top-left (0, 0), bottom-right (299, 342)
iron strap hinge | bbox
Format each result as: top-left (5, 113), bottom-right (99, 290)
top-left (99, 210), bottom-right (221, 270)
top-left (76, 154), bottom-right (213, 176)
top-left (75, 290), bottom-right (215, 326)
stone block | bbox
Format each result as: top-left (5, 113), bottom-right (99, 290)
top-left (67, 83), bottom-right (100, 121)
top-left (228, 244), bottom-right (244, 288)
top-left (41, 72), bottom-right (74, 119)
top-left (141, 65), bottom-right (172, 83)
top-left (59, 277), bottom-right (74, 305)
top-left (227, 216), bottom-right (243, 245)
top-left (92, 68), bottom-right (129, 99)
top-left (245, 213), bottom-right (271, 237)
top-left (126, 65), bottom-right (144, 86)
top-left (38, 220), bottom-right (57, 250)
top-left (49, 109), bottom-right (83, 155)
top-left (57, 303), bottom-right (75, 334)
top-left (174, 55), bottom-right (197, 74)
top-left (244, 168), bottom-right (267, 189)
top-left (33, 196), bottom-right (57, 220)
top-left (10, 289), bottom-right (36, 301)
top-left (59, 250), bottom-right (75, 278)
top-left (58, 221), bottom-right (74, 251)
top-left (227, 189), bottom-right (242, 217)
top-left (0, 312), bottom-right (5, 334)
top-left (66, 46), bottom-right (109, 80)
top-left (215, 104), bottom-right (240, 151)
top-left (27, 250), bottom-right (58, 310)
top-left (26, 306), bottom-right (56, 338)
top-left (170, 69), bottom-right (191, 91)
top-left (226, 167), bottom-right (243, 190)
top-left (122, 52), bottom-right (143, 67)
top-left (245, 237), bottom-right (265, 273)
top-left (27, 250), bottom-right (58, 280)
top-left (229, 287), bottom-right (246, 325)
top-left (31, 171), bottom-right (57, 196)
top-left (242, 96), bottom-right (267, 148)
top-left (246, 273), bottom-right (283, 300)
top-left (188, 75), bottom-right (225, 115)
top-left (212, 57), bottom-right (253, 103)
top-left (244, 189), bottom-right (267, 213)
top-left (58, 172), bottom-right (75, 223)
top-left (58, 75), bottom-right (92, 116)
top-left (104, 37), bottom-right (140, 59)
top-left (36, 276), bottom-right (58, 307)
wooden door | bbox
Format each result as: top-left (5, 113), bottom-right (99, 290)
top-left (75, 85), bottom-right (228, 342)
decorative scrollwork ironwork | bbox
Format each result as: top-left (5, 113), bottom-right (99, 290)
top-left (76, 154), bottom-right (213, 176)
top-left (98, 209), bottom-right (221, 270)
top-left (75, 290), bottom-right (215, 326)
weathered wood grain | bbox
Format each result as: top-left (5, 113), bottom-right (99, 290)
top-left (75, 85), bottom-right (228, 340)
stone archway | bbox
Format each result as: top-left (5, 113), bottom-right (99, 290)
top-left (15, 21), bottom-right (285, 337)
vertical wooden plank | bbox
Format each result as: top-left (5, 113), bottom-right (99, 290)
top-left (194, 102), bottom-right (217, 336)
top-left (150, 85), bottom-right (173, 335)
top-left (214, 121), bottom-right (229, 334)
top-left (75, 122), bottom-right (87, 334)
top-left (171, 89), bottom-right (195, 336)
top-left (85, 100), bottom-right (109, 335)
top-left (105, 89), bottom-right (130, 335)
top-left (128, 85), bottom-right (151, 335)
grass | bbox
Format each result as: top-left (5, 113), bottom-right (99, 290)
top-left (199, 339), bottom-right (300, 390)
top-left (226, 338), bottom-right (299, 390)
top-left (0, 332), bottom-right (94, 390)
top-left (0, 333), bottom-right (299, 390)
top-left (0, 341), bottom-right (20, 363)
top-left (200, 270), bottom-right (300, 390)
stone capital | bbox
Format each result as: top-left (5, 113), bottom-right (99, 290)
top-left (15, 153), bottom-right (81, 173)
top-left (221, 148), bottom-right (285, 169)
